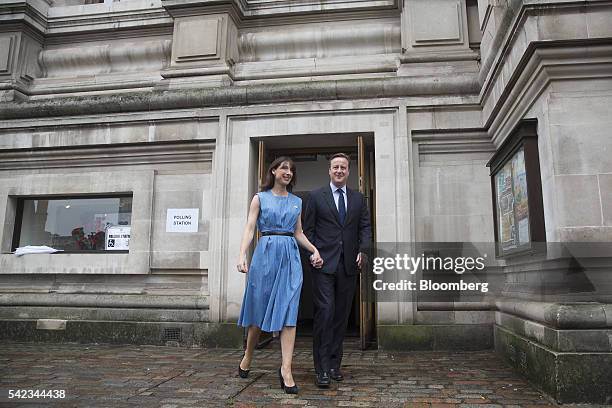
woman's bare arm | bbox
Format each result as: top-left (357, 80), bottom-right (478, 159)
top-left (237, 195), bottom-right (260, 273)
top-left (294, 214), bottom-right (323, 267)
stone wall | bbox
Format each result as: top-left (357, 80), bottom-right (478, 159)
top-left (1, 0), bottom-right (611, 402)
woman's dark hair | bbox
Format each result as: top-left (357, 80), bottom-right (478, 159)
top-left (260, 156), bottom-right (297, 192)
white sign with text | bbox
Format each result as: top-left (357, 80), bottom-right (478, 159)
top-left (166, 208), bottom-right (199, 233)
top-left (106, 226), bottom-right (131, 250)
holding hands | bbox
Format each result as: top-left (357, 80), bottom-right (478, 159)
top-left (239, 250), bottom-right (322, 272)
top-left (310, 250), bottom-right (324, 269)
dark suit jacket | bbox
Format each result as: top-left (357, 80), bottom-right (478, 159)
top-left (304, 185), bottom-right (371, 275)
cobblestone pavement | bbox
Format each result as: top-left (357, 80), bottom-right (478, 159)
top-left (0, 340), bottom-right (557, 408)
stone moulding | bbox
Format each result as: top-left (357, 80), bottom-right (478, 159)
top-left (477, 0), bottom-right (612, 141)
top-left (46, 3), bottom-right (172, 37)
top-left (233, 54), bottom-right (399, 81)
top-left (0, 74), bottom-right (479, 120)
top-left (0, 293), bottom-right (209, 310)
top-left (496, 298), bottom-right (612, 329)
top-left (238, 21), bottom-right (401, 62)
top-left (162, 0), bottom-right (401, 18)
top-left (0, 306), bottom-right (209, 322)
top-left (399, 49), bottom-right (479, 63)
top-left (411, 128), bottom-right (495, 155)
top-left (0, 0), bottom-right (49, 35)
top-left (38, 40), bottom-right (173, 78)
top-left (496, 311), bottom-right (612, 353)
top-left (486, 41), bottom-right (612, 146)
top-left (0, 140), bottom-right (215, 170)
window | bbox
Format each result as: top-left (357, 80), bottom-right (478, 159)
top-left (487, 119), bottom-right (545, 257)
top-left (13, 195), bottom-right (132, 252)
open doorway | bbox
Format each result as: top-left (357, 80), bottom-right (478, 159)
top-left (254, 134), bottom-right (377, 350)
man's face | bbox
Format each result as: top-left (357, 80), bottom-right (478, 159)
top-left (329, 157), bottom-right (349, 187)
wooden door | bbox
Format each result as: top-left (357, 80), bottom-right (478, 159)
top-left (358, 136), bottom-right (376, 349)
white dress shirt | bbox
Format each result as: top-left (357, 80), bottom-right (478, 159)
top-left (330, 182), bottom-right (347, 212)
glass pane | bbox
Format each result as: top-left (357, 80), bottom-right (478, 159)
top-left (18, 196), bottom-right (132, 252)
top-left (496, 161), bottom-right (515, 250)
top-left (512, 149), bottom-right (530, 245)
top-left (494, 147), bottom-right (530, 253)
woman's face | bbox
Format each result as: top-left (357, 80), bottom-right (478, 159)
top-left (272, 161), bottom-right (293, 187)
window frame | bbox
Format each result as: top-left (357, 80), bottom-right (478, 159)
top-left (11, 193), bottom-right (133, 254)
top-left (487, 119), bottom-right (546, 258)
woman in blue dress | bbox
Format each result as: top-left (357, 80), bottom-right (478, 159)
top-left (236, 156), bottom-right (323, 394)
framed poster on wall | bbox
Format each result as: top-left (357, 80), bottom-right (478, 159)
top-left (487, 119), bottom-right (545, 257)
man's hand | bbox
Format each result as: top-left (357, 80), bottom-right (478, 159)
top-left (356, 252), bottom-right (367, 269)
top-left (310, 252), bottom-right (324, 269)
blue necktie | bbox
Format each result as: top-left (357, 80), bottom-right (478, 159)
top-left (337, 189), bottom-right (346, 225)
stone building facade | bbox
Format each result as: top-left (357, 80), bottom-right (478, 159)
top-left (1, 0), bottom-right (611, 403)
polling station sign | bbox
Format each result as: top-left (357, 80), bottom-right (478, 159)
top-left (166, 208), bottom-right (199, 233)
top-left (105, 226), bottom-right (131, 250)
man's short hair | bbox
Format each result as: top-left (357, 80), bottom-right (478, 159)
top-left (329, 152), bottom-right (350, 168)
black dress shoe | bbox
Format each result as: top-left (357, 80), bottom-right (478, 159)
top-left (315, 371), bottom-right (331, 388)
top-left (238, 355), bottom-right (250, 378)
top-left (329, 368), bottom-right (344, 381)
top-left (238, 364), bottom-right (250, 378)
top-left (278, 368), bottom-right (298, 394)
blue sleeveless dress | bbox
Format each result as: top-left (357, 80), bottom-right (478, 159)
top-left (237, 190), bottom-right (304, 332)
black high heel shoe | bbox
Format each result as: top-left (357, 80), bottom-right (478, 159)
top-left (238, 356), bottom-right (250, 378)
top-left (278, 368), bottom-right (298, 394)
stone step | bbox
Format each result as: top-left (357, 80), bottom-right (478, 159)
top-left (0, 306), bottom-right (209, 322)
top-left (0, 319), bottom-right (242, 348)
top-left (0, 293), bottom-right (209, 310)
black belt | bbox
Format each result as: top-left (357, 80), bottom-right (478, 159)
top-left (261, 231), bottom-right (293, 237)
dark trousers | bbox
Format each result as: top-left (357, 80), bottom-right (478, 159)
top-left (311, 256), bottom-right (357, 374)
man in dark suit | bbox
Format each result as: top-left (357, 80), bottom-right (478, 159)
top-left (304, 152), bottom-right (371, 388)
